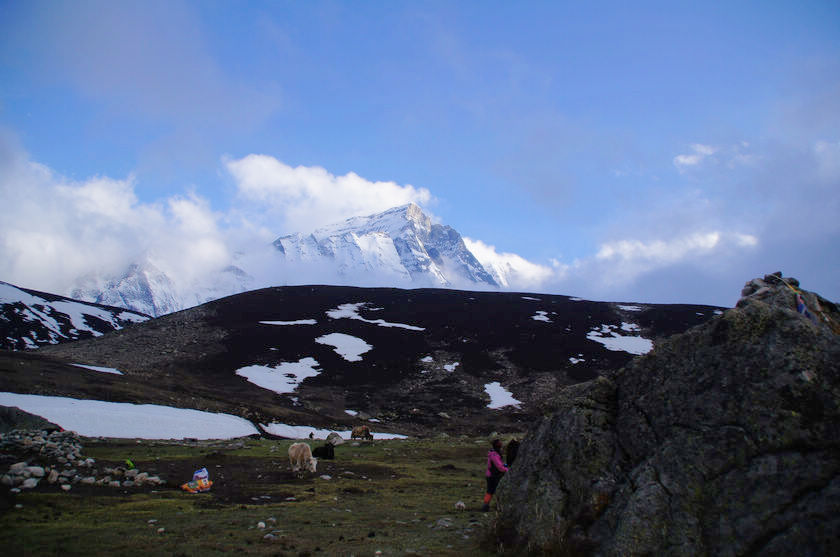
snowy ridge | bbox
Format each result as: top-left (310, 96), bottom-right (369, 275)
top-left (66, 204), bottom-right (500, 317)
top-left (273, 203), bottom-right (498, 290)
top-left (0, 281), bottom-right (149, 349)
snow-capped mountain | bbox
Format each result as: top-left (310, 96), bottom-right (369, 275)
top-left (62, 203), bottom-right (498, 317)
top-left (69, 259), bottom-right (254, 318)
top-left (0, 281), bottom-right (149, 350)
top-left (274, 203), bottom-right (498, 289)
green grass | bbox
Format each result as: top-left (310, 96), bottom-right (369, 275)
top-left (1, 437), bottom-right (501, 556)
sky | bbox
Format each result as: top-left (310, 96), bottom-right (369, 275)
top-left (1, 0), bottom-right (838, 307)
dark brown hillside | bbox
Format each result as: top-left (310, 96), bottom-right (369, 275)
top-left (6, 285), bottom-right (722, 436)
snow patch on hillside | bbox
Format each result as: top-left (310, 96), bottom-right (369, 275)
top-left (316, 333), bottom-right (372, 362)
top-left (532, 311), bottom-right (551, 322)
top-left (326, 302), bottom-right (424, 330)
top-left (485, 382), bottom-right (522, 409)
top-left (586, 324), bottom-right (653, 355)
top-left (73, 364), bottom-right (123, 375)
top-left (0, 392), bottom-right (258, 439)
top-left (260, 422), bottom-right (407, 440)
top-left (236, 357), bottom-right (322, 394)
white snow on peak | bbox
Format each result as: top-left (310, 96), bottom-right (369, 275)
top-left (316, 333), bottom-right (372, 362)
top-left (73, 364), bottom-right (123, 375)
top-left (586, 324), bottom-right (653, 355)
top-left (235, 357), bottom-right (322, 394)
top-left (532, 311), bottom-right (551, 322)
top-left (0, 392), bottom-right (258, 439)
top-left (484, 382), bottom-right (522, 409)
top-left (326, 302), bottom-right (424, 330)
top-left (312, 203), bottom-right (429, 241)
top-left (260, 319), bottom-right (317, 326)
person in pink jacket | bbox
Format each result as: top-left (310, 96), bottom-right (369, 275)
top-left (482, 438), bottom-right (509, 511)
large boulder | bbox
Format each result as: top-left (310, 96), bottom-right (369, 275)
top-left (492, 273), bottom-right (840, 556)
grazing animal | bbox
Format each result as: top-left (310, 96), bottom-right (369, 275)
top-left (326, 432), bottom-right (344, 446)
top-left (288, 442), bottom-right (318, 475)
top-left (351, 425), bottom-right (373, 441)
top-left (506, 439), bottom-right (520, 467)
top-left (312, 443), bottom-right (335, 460)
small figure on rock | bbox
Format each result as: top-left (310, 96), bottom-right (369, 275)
top-left (482, 438), bottom-right (508, 511)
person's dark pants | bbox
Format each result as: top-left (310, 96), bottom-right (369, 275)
top-left (482, 474), bottom-right (503, 510)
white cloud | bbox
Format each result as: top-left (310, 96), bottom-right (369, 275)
top-left (673, 143), bottom-right (718, 171)
top-left (0, 137), bottom-right (230, 295)
top-left (464, 237), bottom-right (558, 290)
top-left (226, 154), bottom-right (434, 233)
top-left (596, 232), bottom-right (722, 263)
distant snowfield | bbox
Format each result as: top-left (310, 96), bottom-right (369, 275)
top-left (586, 324), bottom-right (653, 355)
top-left (327, 302), bottom-right (424, 331)
top-left (72, 363), bottom-right (123, 375)
top-left (260, 319), bottom-right (317, 326)
top-left (316, 332), bottom-right (372, 361)
top-left (260, 422), bottom-right (407, 440)
top-left (0, 392), bottom-right (258, 439)
top-left (484, 382), bottom-right (522, 409)
top-left (235, 357), bottom-right (322, 394)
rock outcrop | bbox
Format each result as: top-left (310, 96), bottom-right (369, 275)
top-left (492, 273), bottom-right (840, 556)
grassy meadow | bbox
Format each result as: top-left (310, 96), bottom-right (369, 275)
top-left (1, 436), bottom-right (507, 556)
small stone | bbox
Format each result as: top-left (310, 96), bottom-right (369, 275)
top-left (157, 527), bottom-right (165, 534)
top-left (21, 478), bottom-right (39, 489)
top-left (60, 484), bottom-right (71, 491)
top-left (320, 475), bottom-right (332, 480)
top-left (48, 469), bottom-right (59, 484)
top-left (257, 521), bottom-right (266, 529)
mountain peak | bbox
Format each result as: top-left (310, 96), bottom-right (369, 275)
top-left (275, 203), bottom-right (498, 289)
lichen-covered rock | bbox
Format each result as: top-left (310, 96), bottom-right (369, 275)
top-left (492, 274), bottom-right (840, 556)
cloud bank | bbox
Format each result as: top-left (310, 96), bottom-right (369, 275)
top-left (1, 132), bottom-right (837, 308)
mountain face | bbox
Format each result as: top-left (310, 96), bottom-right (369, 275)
top-left (2, 284), bottom-right (723, 437)
top-left (64, 204), bottom-right (498, 317)
top-left (273, 203), bottom-right (498, 289)
top-left (69, 260), bottom-right (254, 319)
top-left (0, 281), bottom-right (150, 350)
top-left (492, 273), bottom-right (840, 555)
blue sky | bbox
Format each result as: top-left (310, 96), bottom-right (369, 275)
top-left (1, 0), bottom-right (838, 306)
